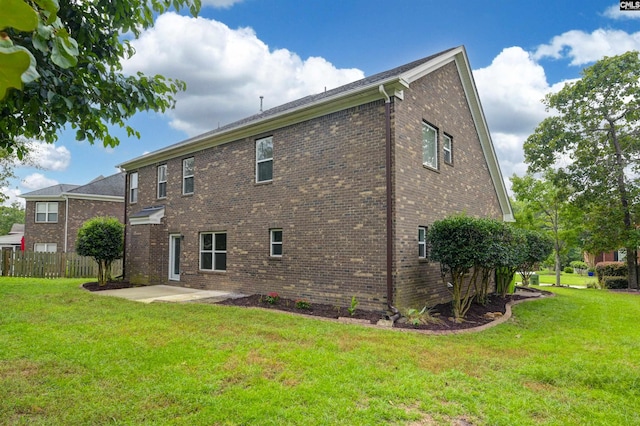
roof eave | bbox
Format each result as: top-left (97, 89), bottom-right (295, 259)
top-left (118, 78), bottom-right (409, 171)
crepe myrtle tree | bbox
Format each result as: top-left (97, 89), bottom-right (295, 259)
top-left (76, 216), bottom-right (124, 286)
top-left (428, 215), bottom-right (520, 321)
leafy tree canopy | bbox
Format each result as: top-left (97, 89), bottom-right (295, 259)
top-left (523, 51), bottom-right (640, 288)
top-left (0, 202), bottom-right (24, 235)
top-left (76, 216), bottom-right (124, 286)
top-left (1, 0), bottom-right (201, 159)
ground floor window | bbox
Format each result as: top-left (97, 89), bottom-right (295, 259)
top-left (200, 232), bottom-right (226, 271)
top-left (270, 229), bottom-right (282, 257)
top-left (418, 226), bottom-right (427, 259)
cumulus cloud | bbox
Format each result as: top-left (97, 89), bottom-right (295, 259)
top-left (22, 142), bottom-right (71, 172)
top-left (533, 29), bottom-right (640, 66)
top-left (603, 4), bottom-right (640, 20)
top-left (22, 173), bottom-right (59, 190)
top-left (122, 13), bottom-right (364, 136)
top-left (1, 187), bottom-right (24, 207)
top-left (201, 0), bottom-right (244, 7)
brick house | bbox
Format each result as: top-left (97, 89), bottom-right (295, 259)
top-left (119, 46), bottom-right (513, 311)
top-left (21, 173), bottom-right (125, 253)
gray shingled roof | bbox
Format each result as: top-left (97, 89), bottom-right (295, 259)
top-left (21, 172), bottom-right (125, 199)
top-left (151, 47), bottom-right (457, 153)
top-left (68, 172), bottom-right (125, 197)
top-left (21, 184), bottom-right (80, 198)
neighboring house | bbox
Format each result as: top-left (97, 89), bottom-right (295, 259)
top-left (118, 46), bottom-right (513, 311)
top-left (21, 173), bottom-right (125, 253)
top-left (0, 223), bottom-right (24, 251)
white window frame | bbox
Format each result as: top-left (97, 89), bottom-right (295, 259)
top-left (443, 133), bottom-right (453, 165)
top-left (422, 122), bottom-right (438, 169)
top-left (34, 243), bottom-right (57, 252)
top-left (256, 136), bottom-right (273, 183)
top-left (270, 229), bottom-right (283, 257)
top-left (182, 157), bottom-right (194, 195)
top-left (157, 164), bottom-right (167, 199)
top-left (418, 226), bottom-right (427, 259)
top-left (35, 202), bottom-right (58, 223)
top-left (199, 232), bottom-right (227, 271)
top-left (129, 172), bottom-right (138, 203)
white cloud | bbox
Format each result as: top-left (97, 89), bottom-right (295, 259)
top-left (604, 4), bottom-right (640, 19)
top-left (22, 142), bottom-right (71, 172)
top-left (22, 173), bottom-right (59, 190)
top-left (122, 13), bottom-right (364, 136)
top-left (1, 187), bottom-right (24, 207)
top-left (533, 29), bottom-right (640, 66)
top-left (201, 0), bottom-right (244, 8)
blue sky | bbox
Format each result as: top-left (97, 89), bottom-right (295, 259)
top-left (6, 0), bottom-right (640, 204)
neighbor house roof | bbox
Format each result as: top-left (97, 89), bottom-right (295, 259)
top-left (20, 173), bottom-right (125, 202)
top-left (118, 46), bottom-right (513, 221)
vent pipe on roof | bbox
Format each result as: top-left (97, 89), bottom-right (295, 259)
top-left (379, 84), bottom-right (400, 323)
top-left (259, 96), bottom-right (264, 113)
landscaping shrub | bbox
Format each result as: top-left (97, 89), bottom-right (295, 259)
top-left (570, 261), bottom-right (588, 270)
top-left (603, 276), bottom-right (629, 289)
top-left (595, 262), bottom-right (626, 285)
top-left (564, 266), bottom-right (574, 274)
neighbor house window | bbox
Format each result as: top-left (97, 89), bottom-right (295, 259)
top-left (256, 136), bottom-right (273, 182)
top-left (129, 172), bottom-right (138, 203)
top-left (270, 229), bottom-right (282, 257)
top-left (200, 232), bottom-right (226, 271)
top-left (34, 243), bottom-right (56, 252)
top-left (183, 157), bottom-right (194, 194)
top-left (157, 164), bottom-right (167, 199)
top-left (422, 122), bottom-right (438, 169)
top-left (443, 134), bottom-right (453, 165)
top-left (35, 202), bottom-right (58, 223)
top-left (418, 226), bottom-right (427, 259)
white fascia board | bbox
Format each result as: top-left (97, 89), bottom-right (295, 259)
top-left (118, 79), bottom-right (409, 171)
top-left (63, 193), bottom-right (124, 202)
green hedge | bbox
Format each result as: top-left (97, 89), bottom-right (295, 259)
top-left (603, 276), bottom-right (629, 289)
top-left (595, 261), bottom-right (626, 285)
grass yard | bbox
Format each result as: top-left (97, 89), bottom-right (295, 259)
top-left (526, 270), bottom-right (598, 287)
top-left (2, 278), bottom-right (640, 425)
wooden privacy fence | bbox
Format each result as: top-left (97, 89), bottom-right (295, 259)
top-left (1, 251), bottom-right (123, 279)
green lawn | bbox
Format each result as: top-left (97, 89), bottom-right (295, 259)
top-left (523, 270), bottom-right (598, 287)
top-left (2, 278), bottom-right (640, 425)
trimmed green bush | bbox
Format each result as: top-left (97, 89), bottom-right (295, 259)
top-left (595, 262), bottom-right (626, 285)
top-left (564, 266), bottom-right (574, 274)
top-left (603, 276), bottom-right (629, 289)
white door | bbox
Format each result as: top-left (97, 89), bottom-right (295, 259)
top-left (169, 234), bottom-right (181, 281)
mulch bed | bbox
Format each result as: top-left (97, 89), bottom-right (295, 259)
top-left (217, 293), bottom-right (533, 331)
top-left (83, 281), bottom-right (538, 331)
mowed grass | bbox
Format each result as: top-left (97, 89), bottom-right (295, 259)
top-left (529, 270), bottom-right (599, 287)
top-left (1, 278), bottom-right (640, 425)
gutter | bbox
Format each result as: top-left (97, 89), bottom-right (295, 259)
top-left (379, 85), bottom-right (401, 323)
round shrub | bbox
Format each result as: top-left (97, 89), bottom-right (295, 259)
top-left (603, 276), bottom-right (628, 289)
top-left (595, 262), bottom-right (626, 285)
top-left (564, 266), bottom-right (574, 274)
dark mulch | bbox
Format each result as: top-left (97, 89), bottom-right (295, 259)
top-left (218, 293), bottom-right (533, 331)
top-left (82, 281), bottom-right (538, 331)
top-left (82, 281), bottom-right (135, 292)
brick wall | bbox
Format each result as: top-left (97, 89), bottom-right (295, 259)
top-left (24, 200), bottom-right (66, 252)
top-left (66, 198), bottom-right (125, 252)
top-left (392, 61), bottom-right (503, 309)
top-left (126, 101), bottom-right (389, 310)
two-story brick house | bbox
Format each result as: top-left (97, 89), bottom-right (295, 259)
top-left (119, 46), bottom-right (513, 311)
top-left (21, 173), bottom-right (125, 253)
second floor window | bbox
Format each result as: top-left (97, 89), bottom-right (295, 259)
top-left (35, 202), bottom-right (58, 223)
top-left (270, 229), bottom-right (282, 257)
top-left (256, 137), bottom-right (273, 182)
top-left (183, 157), bottom-right (194, 194)
top-left (129, 172), bottom-right (138, 203)
top-left (157, 164), bottom-right (167, 199)
top-left (422, 122), bottom-right (438, 169)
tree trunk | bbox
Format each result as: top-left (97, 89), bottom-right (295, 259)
top-left (555, 246), bottom-right (561, 286)
top-left (626, 247), bottom-right (638, 289)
